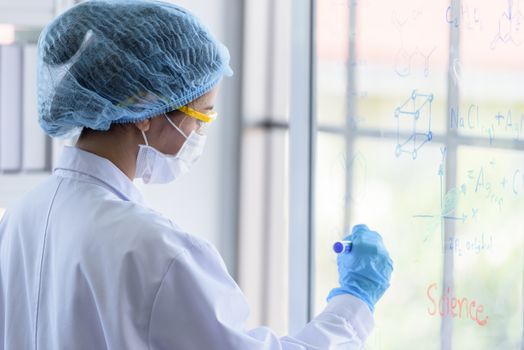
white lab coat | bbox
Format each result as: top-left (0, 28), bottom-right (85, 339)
top-left (0, 146), bottom-right (373, 350)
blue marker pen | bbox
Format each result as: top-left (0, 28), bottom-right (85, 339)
top-left (333, 240), bottom-right (353, 254)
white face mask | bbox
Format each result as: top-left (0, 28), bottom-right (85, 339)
top-left (135, 114), bottom-right (207, 184)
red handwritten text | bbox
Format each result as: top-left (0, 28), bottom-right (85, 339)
top-left (426, 283), bottom-right (488, 326)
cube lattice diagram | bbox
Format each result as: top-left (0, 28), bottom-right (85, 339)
top-left (394, 90), bottom-right (433, 160)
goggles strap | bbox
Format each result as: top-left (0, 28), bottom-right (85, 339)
top-left (164, 113), bottom-right (189, 139)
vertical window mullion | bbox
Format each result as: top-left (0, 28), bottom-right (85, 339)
top-left (343, 0), bottom-right (357, 234)
top-left (442, 0), bottom-right (461, 348)
top-left (288, 0), bottom-right (315, 333)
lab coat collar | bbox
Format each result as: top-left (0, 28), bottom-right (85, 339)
top-left (54, 146), bottom-right (145, 205)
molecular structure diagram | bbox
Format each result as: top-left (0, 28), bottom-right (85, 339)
top-left (491, 0), bottom-right (524, 49)
top-left (394, 90), bottom-right (434, 160)
top-left (395, 47), bottom-right (436, 77)
top-left (392, 11), bottom-right (436, 77)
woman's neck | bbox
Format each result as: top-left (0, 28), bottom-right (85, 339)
top-left (75, 127), bottom-right (140, 181)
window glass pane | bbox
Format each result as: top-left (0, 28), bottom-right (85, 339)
top-left (452, 146), bottom-right (524, 348)
top-left (315, 1), bottom-right (349, 127)
top-left (314, 136), bottom-right (443, 349)
top-left (313, 132), bottom-right (346, 303)
top-left (458, 1), bottom-right (524, 142)
top-left (312, 0), bottom-right (524, 347)
top-left (316, 0), bottom-right (448, 135)
top-left (243, 0), bottom-right (291, 124)
top-left (238, 127), bottom-right (289, 335)
top-left (356, 0), bottom-right (448, 134)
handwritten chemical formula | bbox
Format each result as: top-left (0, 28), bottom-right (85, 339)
top-left (450, 104), bottom-right (524, 144)
top-left (444, 233), bottom-right (494, 257)
top-left (446, 0), bottom-right (483, 30)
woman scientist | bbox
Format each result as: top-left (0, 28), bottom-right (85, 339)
top-left (0, 0), bottom-right (393, 349)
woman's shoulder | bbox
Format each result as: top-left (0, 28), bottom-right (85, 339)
top-left (99, 200), bottom-right (211, 260)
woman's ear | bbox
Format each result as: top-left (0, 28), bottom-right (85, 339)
top-left (134, 119), bottom-right (151, 133)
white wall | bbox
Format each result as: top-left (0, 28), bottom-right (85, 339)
top-left (0, 0), bottom-right (55, 27)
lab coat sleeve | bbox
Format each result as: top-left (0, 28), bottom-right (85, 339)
top-left (148, 241), bottom-right (374, 350)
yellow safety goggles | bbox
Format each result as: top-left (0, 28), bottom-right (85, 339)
top-left (178, 105), bottom-right (218, 124)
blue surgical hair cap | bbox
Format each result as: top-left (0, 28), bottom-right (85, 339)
top-left (37, 0), bottom-right (233, 138)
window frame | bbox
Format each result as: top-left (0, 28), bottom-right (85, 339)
top-left (289, 0), bottom-right (524, 344)
top-left (288, 0), bottom-right (316, 333)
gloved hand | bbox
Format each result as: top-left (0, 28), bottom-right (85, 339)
top-left (327, 224), bottom-right (393, 312)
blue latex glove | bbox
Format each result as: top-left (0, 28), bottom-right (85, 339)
top-left (327, 224), bottom-right (393, 312)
